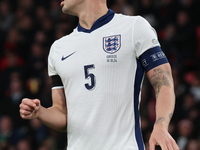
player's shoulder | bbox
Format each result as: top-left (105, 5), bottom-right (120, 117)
top-left (116, 14), bottom-right (153, 34)
top-left (114, 13), bottom-right (146, 24)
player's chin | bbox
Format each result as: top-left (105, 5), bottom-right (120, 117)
top-left (62, 7), bottom-right (71, 15)
top-left (61, 5), bottom-right (68, 12)
top-left (62, 7), bottom-right (67, 13)
top-left (62, 7), bottom-right (76, 16)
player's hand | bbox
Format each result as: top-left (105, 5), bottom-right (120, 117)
top-left (149, 124), bottom-right (179, 150)
top-left (19, 98), bottom-right (41, 120)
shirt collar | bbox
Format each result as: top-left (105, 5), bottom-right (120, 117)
top-left (77, 9), bottom-right (115, 33)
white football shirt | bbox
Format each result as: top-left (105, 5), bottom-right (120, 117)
top-left (48, 9), bottom-right (160, 150)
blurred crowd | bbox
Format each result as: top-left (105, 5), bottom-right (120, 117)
top-left (0, 0), bottom-right (200, 150)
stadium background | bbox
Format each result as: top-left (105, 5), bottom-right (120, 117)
top-left (0, 0), bottom-right (200, 149)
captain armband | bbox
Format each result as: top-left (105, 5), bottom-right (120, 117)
top-left (139, 46), bottom-right (169, 72)
top-left (51, 75), bottom-right (64, 89)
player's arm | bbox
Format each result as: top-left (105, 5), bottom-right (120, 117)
top-left (146, 63), bottom-right (179, 150)
top-left (19, 88), bottom-right (67, 132)
top-left (37, 88), bottom-right (67, 132)
top-left (134, 16), bottom-right (179, 149)
top-left (147, 63), bottom-right (174, 129)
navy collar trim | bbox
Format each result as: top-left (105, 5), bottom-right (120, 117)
top-left (77, 9), bottom-right (115, 33)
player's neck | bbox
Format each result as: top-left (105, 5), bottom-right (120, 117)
top-left (78, 2), bottom-right (108, 30)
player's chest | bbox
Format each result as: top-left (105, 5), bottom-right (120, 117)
top-left (54, 30), bottom-right (134, 80)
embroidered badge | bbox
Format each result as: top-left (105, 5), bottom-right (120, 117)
top-left (152, 39), bottom-right (159, 45)
top-left (103, 35), bottom-right (121, 54)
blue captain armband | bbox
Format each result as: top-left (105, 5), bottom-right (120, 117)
top-left (139, 46), bottom-right (169, 72)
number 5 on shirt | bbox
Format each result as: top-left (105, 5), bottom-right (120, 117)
top-left (84, 64), bottom-right (96, 90)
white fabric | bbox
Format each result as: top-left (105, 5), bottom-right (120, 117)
top-left (48, 13), bottom-right (160, 150)
top-left (52, 86), bottom-right (64, 90)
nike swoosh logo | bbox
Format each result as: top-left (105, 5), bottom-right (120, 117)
top-left (61, 51), bottom-right (76, 61)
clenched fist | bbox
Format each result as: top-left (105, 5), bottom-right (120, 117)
top-left (19, 98), bottom-right (41, 119)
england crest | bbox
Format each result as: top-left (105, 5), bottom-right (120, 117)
top-left (103, 35), bottom-right (121, 54)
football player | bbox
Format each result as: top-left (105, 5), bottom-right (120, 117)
top-left (19, 0), bottom-right (179, 149)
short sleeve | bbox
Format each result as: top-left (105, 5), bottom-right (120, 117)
top-left (48, 42), bottom-right (57, 77)
top-left (133, 16), bottom-right (160, 58)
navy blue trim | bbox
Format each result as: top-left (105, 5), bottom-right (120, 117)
top-left (77, 9), bottom-right (115, 33)
top-left (134, 60), bottom-right (145, 150)
top-left (139, 46), bottom-right (169, 72)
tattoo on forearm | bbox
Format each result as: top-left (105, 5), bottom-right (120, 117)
top-left (155, 117), bottom-right (165, 125)
top-left (149, 69), bottom-right (172, 98)
top-left (169, 113), bottom-right (173, 120)
top-left (155, 117), bottom-right (165, 124)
